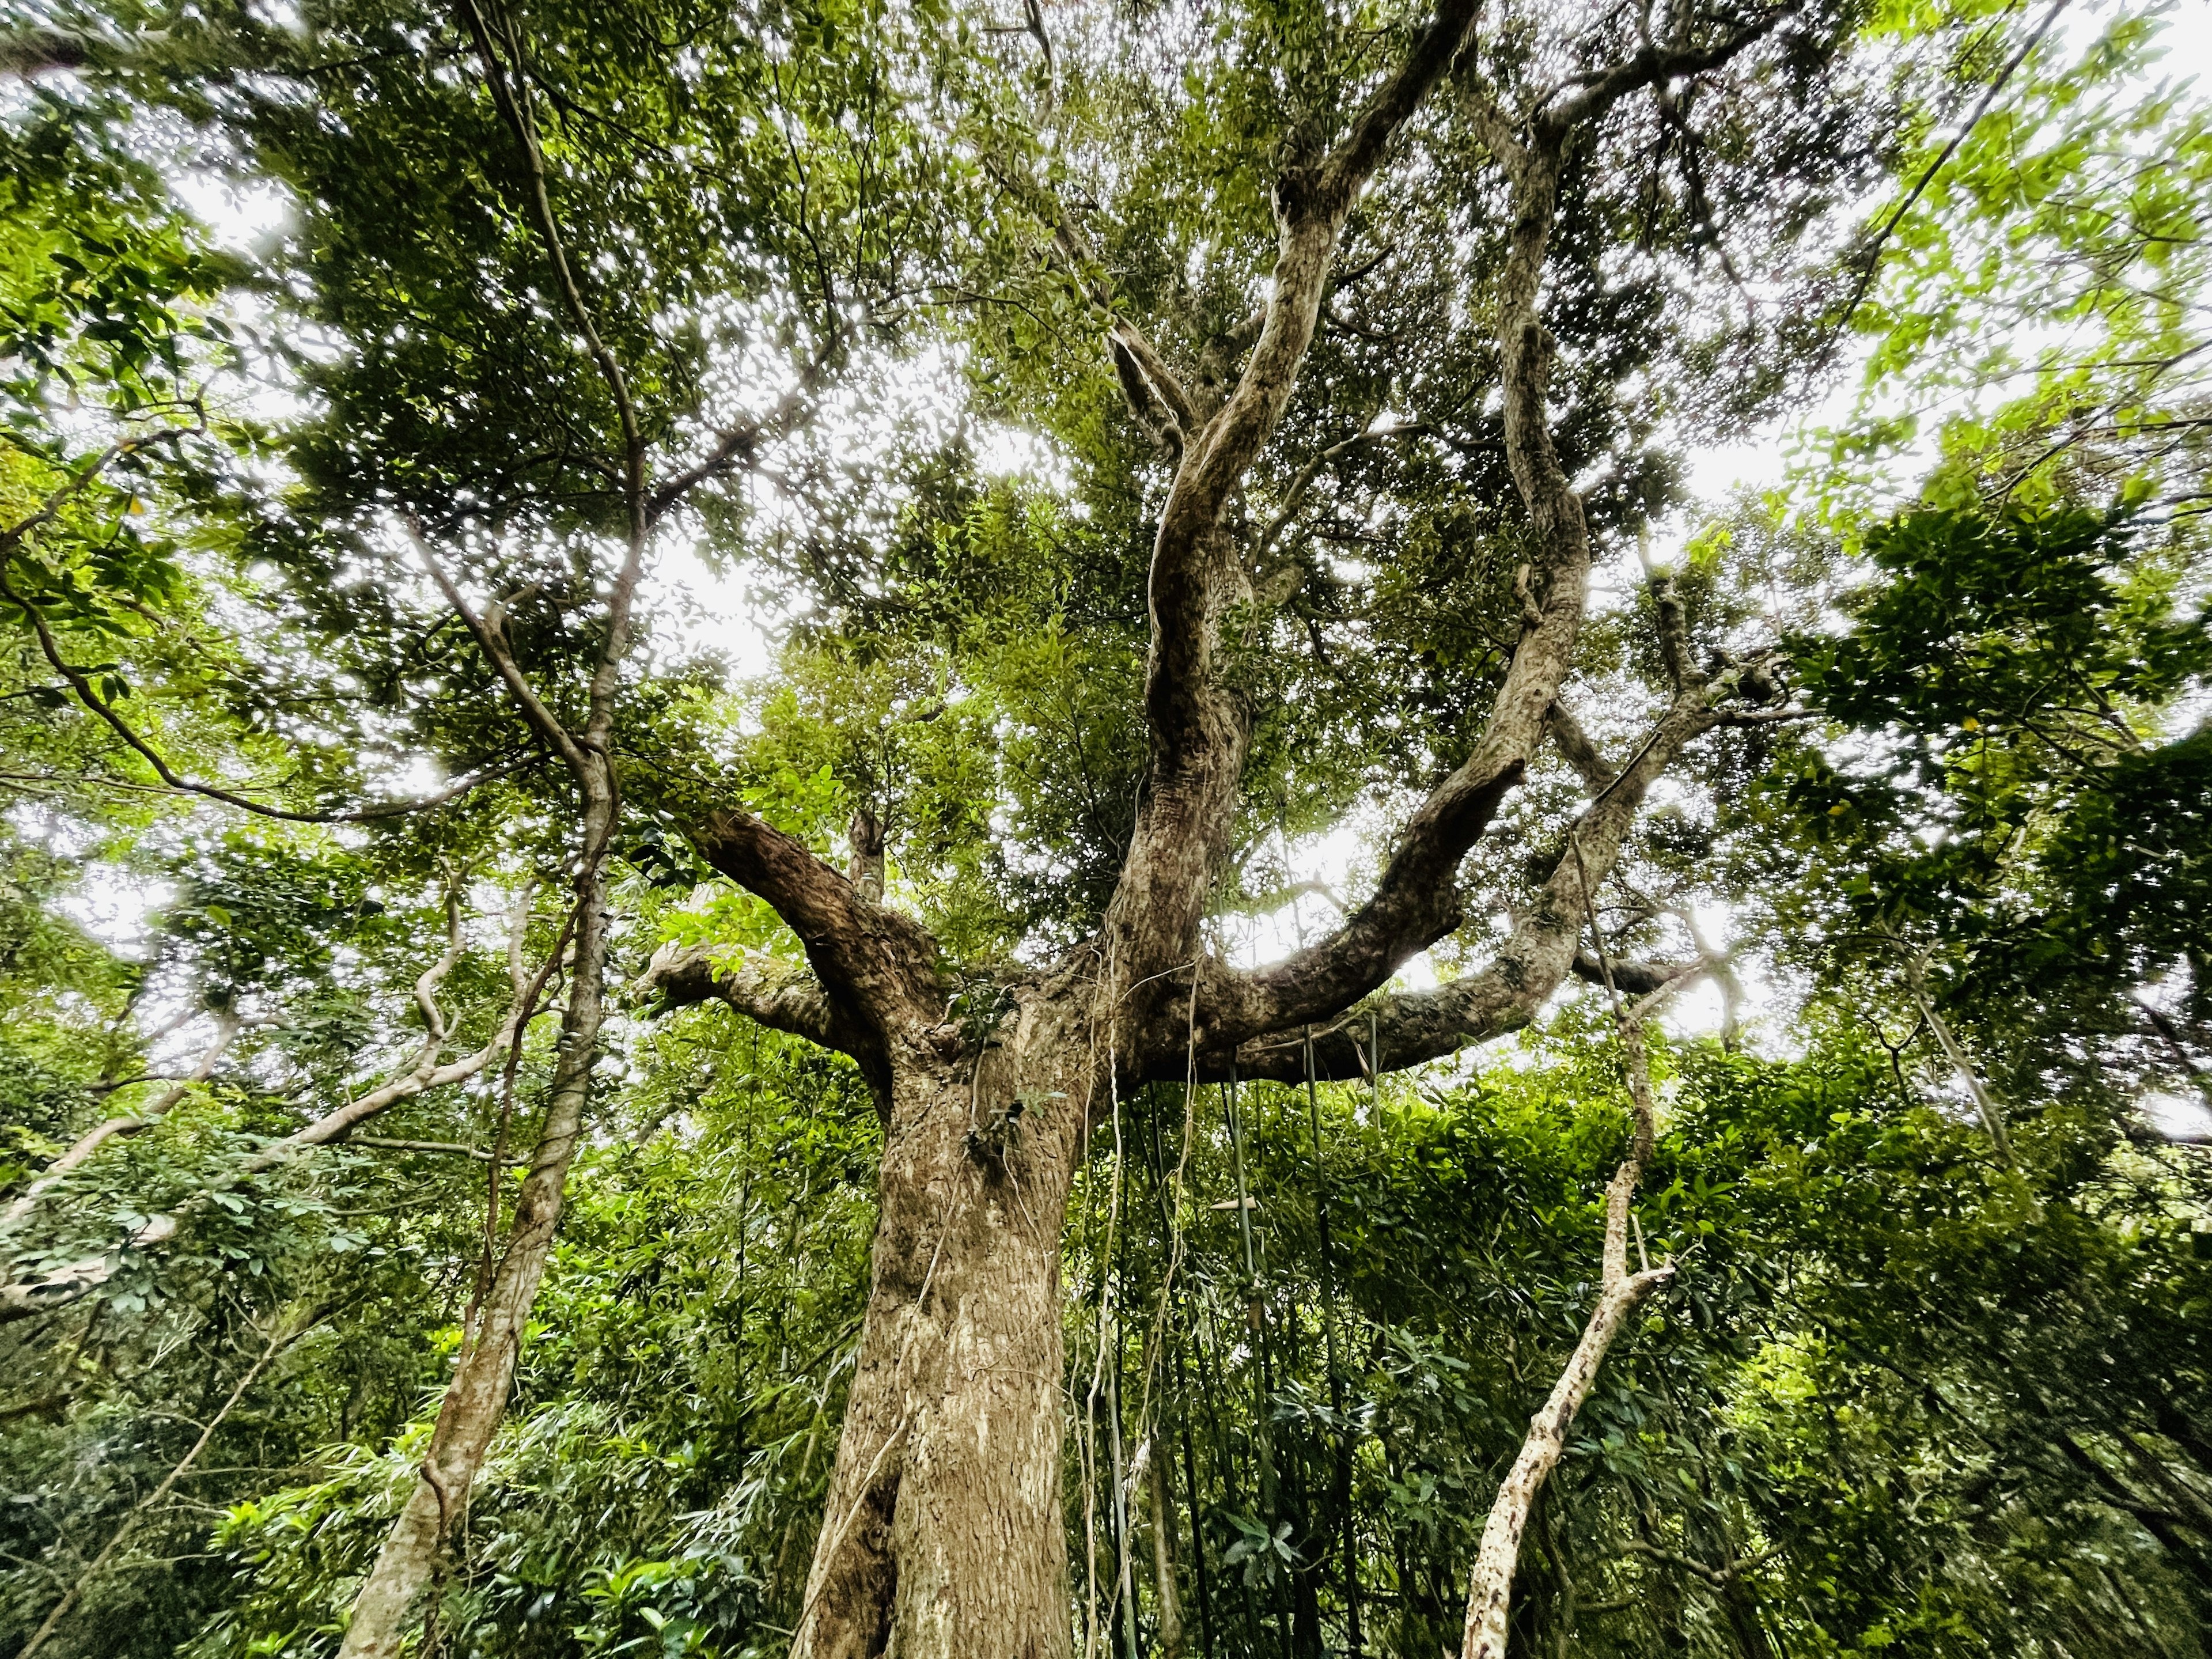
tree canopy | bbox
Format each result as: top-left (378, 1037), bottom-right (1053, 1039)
top-left (3, 0), bottom-right (2210, 1656)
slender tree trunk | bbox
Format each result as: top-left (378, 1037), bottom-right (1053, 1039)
top-left (1147, 1426), bottom-right (1190, 1659)
top-left (1459, 964), bottom-right (1675, 1659)
top-left (337, 853), bottom-right (611, 1658)
top-left (791, 1021), bottom-right (1094, 1659)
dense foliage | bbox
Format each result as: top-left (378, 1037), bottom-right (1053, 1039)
top-left (3, 0), bottom-right (2209, 1654)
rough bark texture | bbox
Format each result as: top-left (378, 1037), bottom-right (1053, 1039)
top-left (792, 999), bottom-right (1097, 1659)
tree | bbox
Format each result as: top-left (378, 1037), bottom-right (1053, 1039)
top-left (639, 2), bottom-right (1882, 1652)
top-left (4, 0), bottom-right (2210, 1656)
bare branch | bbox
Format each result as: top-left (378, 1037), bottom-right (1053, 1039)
top-left (456, 0), bottom-right (646, 745)
top-left (646, 352), bottom-right (836, 522)
top-left (1830, 0), bottom-right (2071, 336)
top-left (1459, 849), bottom-right (1683, 1659)
top-left (13, 1305), bottom-right (334, 1658)
top-left (1546, 700), bottom-right (1618, 792)
top-left (408, 524), bottom-right (596, 780)
top-left (1256, 419), bottom-right (1425, 561)
top-left (1104, 0), bottom-right (1486, 992)
top-left (354, 1137), bottom-right (495, 1160)
top-left (640, 939), bottom-right (869, 1060)
top-left (1537, 6), bottom-right (1801, 138)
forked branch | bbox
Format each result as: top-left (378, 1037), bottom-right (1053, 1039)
top-left (641, 940), bottom-right (889, 1096)
top-left (687, 809), bottom-right (940, 1036)
top-left (1213, 688), bottom-right (1716, 1082)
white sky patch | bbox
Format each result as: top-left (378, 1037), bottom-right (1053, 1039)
top-left (2141, 1089), bottom-right (2212, 1142)
top-left (172, 168), bottom-right (293, 256)
top-left (640, 538), bottom-right (779, 680)
top-left (1682, 0), bottom-right (2212, 513)
top-left (55, 869), bottom-right (171, 961)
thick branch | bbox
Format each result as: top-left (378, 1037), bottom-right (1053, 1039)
top-left (1458, 1260), bottom-right (1672, 1659)
top-left (1573, 953), bottom-right (1694, 996)
top-left (1030, 193), bottom-right (1196, 438)
top-left (1188, 117), bottom-right (1600, 1043)
top-left (687, 809), bottom-right (939, 1034)
top-left (1537, 7), bottom-right (1798, 137)
top-left (640, 940), bottom-right (876, 1061)
top-left (1210, 692), bottom-right (1715, 1081)
top-left (1104, 0), bottom-right (1484, 992)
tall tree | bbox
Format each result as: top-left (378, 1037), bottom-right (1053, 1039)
top-left (644, 1), bottom-right (1877, 1651)
top-left (5, 1), bottom-right (2207, 1657)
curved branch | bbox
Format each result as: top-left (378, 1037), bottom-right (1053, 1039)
top-left (0, 1012), bottom-right (241, 1235)
top-left (685, 809), bottom-right (940, 1034)
top-left (1207, 691), bottom-right (1717, 1082)
top-left (1104, 0), bottom-right (1486, 990)
top-left (0, 559), bottom-right (533, 824)
top-left (641, 940), bottom-right (874, 1059)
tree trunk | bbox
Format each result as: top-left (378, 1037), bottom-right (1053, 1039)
top-left (1147, 1425), bottom-right (1190, 1659)
top-left (792, 1020), bottom-right (1094, 1659)
top-left (337, 860), bottom-right (611, 1659)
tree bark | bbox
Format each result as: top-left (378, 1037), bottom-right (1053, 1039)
top-left (791, 1009), bottom-right (1096, 1659)
top-left (672, 13), bottom-right (1802, 1657)
top-left (1458, 941), bottom-right (1680, 1659)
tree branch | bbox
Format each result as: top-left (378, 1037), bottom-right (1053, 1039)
top-left (1103, 0), bottom-right (1485, 993)
top-left (1537, 6), bottom-right (1801, 138)
top-left (0, 1012), bottom-right (241, 1235)
top-left (1546, 700), bottom-right (1618, 792)
top-left (641, 940), bottom-right (876, 1061)
top-left (1205, 690), bottom-right (1715, 1081)
top-left (0, 558), bottom-right (533, 824)
top-left (456, 0), bottom-right (646, 747)
top-left (1459, 859), bottom-right (1681, 1659)
top-left (685, 809), bottom-right (940, 1037)
top-left (14, 1305), bottom-right (333, 1659)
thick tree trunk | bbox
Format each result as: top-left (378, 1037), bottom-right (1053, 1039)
top-left (793, 1015), bottom-right (1095, 1659)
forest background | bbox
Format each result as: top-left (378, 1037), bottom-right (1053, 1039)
top-left (2, 0), bottom-right (2211, 1655)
